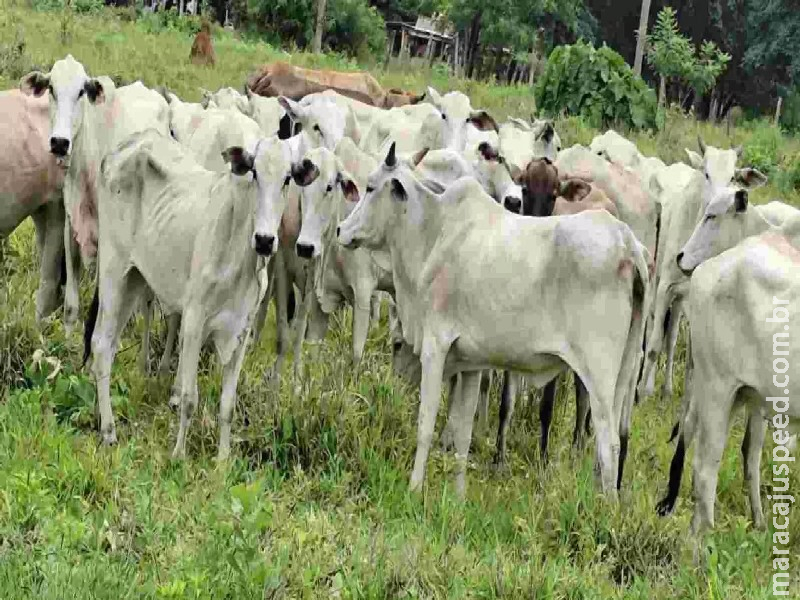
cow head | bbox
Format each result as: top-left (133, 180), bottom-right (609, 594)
top-left (222, 137), bottom-right (294, 257)
top-left (676, 186), bottom-right (752, 274)
top-left (520, 157), bottom-right (560, 217)
top-left (589, 130), bottom-right (639, 167)
top-left (423, 86), bottom-right (498, 152)
top-left (202, 87), bottom-right (249, 114)
top-left (337, 142), bottom-right (428, 249)
top-left (291, 147), bottom-right (362, 259)
top-left (279, 96), bottom-right (346, 152)
top-left (474, 142), bottom-right (523, 213)
top-left (245, 88), bottom-right (287, 138)
top-left (163, 91), bottom-right (206, 143)
top-left (531, 119), bottom-right (562, 162)
top-left (21, 55), bottom-right (109, 164)
top-left (558, 179), bottom-right (593, 203)
top-left (685, 136), bottom-right (767, 208)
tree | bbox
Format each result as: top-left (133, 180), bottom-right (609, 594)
top-left (646, 6), bottom-right (695, 108)
top-left (312, 0), bottom-right (327, 53)
top-left (632, 0), bottom-right (651, 77)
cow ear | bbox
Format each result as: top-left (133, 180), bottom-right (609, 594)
top-left (508, 163), bottom-right (522, 184)
top-left (278, 96), bottom-right (304, 121)
top-left (291, 158), bottom-right (320, 187)
top-left (734, 167), bottom-right (767, 189)
top-left (338, 173), bottom-right (360, 202)
top-left (507, 116), bottom-right (531, 131)
top-left (425, 86), bottom-right (443, 108)
top-left (734, 189), bottom-right (748, 212)
top-left (200, 89), bottom-right (212, 108)
top-left (222, 146), bottom-right (255, 176)
top-left (390, 178), bottom-right (407, 202)
top-left (409, 93), bottom-right (424, 105)
top-left (685, 149), bottom-right (703, 169)
top-left (20, 71), bottom-right (49, 97)
top-left (559, 179), bottom-right (591, 202)
top-left (468, 110), bottom-right (499, 132)
top-left (84, 79), bottom-right (106, 104)
top-left (538, 121), bottom-right (555, 143)
top-left (410, 147), bottom-right (429, 167)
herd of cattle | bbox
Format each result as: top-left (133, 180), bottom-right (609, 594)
top-left (1, 54), bottom-right (798, 537)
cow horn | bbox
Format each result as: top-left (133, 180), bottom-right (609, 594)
top-left (385, 142), bottom-right (397, 168)
top-left (697, 135), bottom-right (707, 155)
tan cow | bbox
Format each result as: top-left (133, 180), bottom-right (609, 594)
top-left (0, 90), bottom-right (66, 321)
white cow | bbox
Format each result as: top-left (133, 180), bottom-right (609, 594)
top-left (244, 88), bottom-right (287, 138)
top-left (89, 130), bottom-right (293, 456)
top-left (590, 129), bottom-right (666, 189)
top-left (290, 138), bottom-right (393, 367)
top-left (20, 55), bottom-right (171, 332)
top-left (657, 228), bottom-right (798, 534)
top-left (337, 143), bottom-right (650, 496)
top-left (498, 117), bottom-right (562, 170)
top-left (639, 139), bottom-right (768, 399)
top-left (0, 90), bottom-right (65, 321)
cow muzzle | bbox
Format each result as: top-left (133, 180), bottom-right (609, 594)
top-left (296, 242), bottom-right (315, 259)
top-left (503, 196), bottom-right (522, 214)
top-left (253, 233), bottom-right (276, 257)
top-left (50, 137), bottom-right (70, 160)
top-left (675, 252), bottom-right (694, 276)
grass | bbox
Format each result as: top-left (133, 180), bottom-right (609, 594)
top-left (1, 4), bottom-right (799, 598)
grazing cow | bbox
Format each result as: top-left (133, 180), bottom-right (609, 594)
top-left (638, 138), bottom-right (768, 399)
top-left (497, 117), bottom-right (562, 170)
top-left (20, 55), bottom-right (170, 333)
top-left (290, 139), bottom-right (394, 366)
top-left (337, 143), bottom-right (650, 496)
top-left (189, 19), bottom-right (215, 67)
top-left (201, 86), bottom-right (249, 113)
top-left (657, 228), bottom-right (798, 533)
top-left (0, 90), bottom-right (65, 321)
top-left (88, 130), bottom-right (292, 454)
top-left (246, 61), bottom-right (411, 108)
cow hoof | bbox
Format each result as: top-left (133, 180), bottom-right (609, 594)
top-left (101, 430), bottom-right (118, 446)
top-left (656, 497), bottom-right (675, 516)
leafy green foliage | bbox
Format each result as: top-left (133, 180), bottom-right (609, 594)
top-left (325, 0), bottom-right (386, 59)
top-left (535, 40), bottom-right (657, 130)
top-left (646, 6), bottom-right (695, 85)
top-left (742, 120), bottom-right (783, 175)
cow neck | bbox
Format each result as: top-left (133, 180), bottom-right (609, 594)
top-left (206, 173), bottom-right (258, 283)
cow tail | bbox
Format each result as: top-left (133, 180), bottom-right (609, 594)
top-left (656, 385), bottom-right (697, 515)
top-left (614, 226), bottom-right (650, 489)
top-left (83, 281), bottom-right (99, 368)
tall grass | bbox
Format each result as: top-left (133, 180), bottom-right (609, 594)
top-left (0, 5), bottom-right (798, 598)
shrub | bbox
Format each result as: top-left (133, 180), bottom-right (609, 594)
top-left (325, 0), bottom-right (385, 60)
top-left (534, 40), bottom-right (657, 130)
top-left (742, 120), bottom-right (783, 174)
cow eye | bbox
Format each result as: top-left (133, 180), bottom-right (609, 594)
top-left (705, 172), bottom-right (710, 181)
top-left (366, 186), bottom-right (375, 193)
top-left (78, 89), bottom-right (85, 98)
top-left (441, 113), bottom-right (446, 120)
top-left (706, 214), bottom-right (716, 221)
top-left (326, 184), bottom-right (333, 193)
top-left (283, 176), bottom-right (291, 186)
top-left (313, 124), bottom-right (322, 134)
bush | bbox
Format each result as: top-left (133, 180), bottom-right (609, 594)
top-left (535, 40), bottom-right (657, 130)
top-left (30, 0), bottom-right (104, 14)
top-left (742, 120), bottom-right (783, 174)
top-left (325, 0), bottom-right (386, 59)
top-left (138, 7), bottom-right (203, 35)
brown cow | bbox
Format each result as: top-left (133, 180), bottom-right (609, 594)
top-left (247, 62), bottom-right (422, 108)
top-left (189, 19), bottom-right (215, 67)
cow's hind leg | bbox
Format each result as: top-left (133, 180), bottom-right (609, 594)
top-left (572, 373), bottom-right (590, 451)
top-left (160, 313), bottom-right (180, 377)
top-left (661, 304), bottom-right (682, 399)
top-left (538, 377), bottom-right (556, 463)
top-left (493, 371), bottom-right (518, 468)
top-left (216, 331), bottom-right (250, 461)
top-left (451, 371), bottom-right (481, 498)
top-left (172, 305), bottom-right (205, 460)
top-left (351, 285), bottom-right (373, 367)
top-left (409, 335), bottom-right (449, 492)
top-left (34, 201), bottom-right (66, 322)
top-left (92, 269), bottom-right (147, 445)
top-left (139, 292), bottom-right (154, 375)
top-left (741, 405), bottom-right (767, 529)
top-left (62, 219), bottom-right (82, 333)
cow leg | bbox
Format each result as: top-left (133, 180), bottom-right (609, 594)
top-left (92, 269), bottom-right (146, 446)
top-left (171, 305), bottom-right (205, 460)
top-left (62, 219), bottom-right (82, 332)
top-left (351, 287), bottom-right (373, 366)
top-left (538, 377), bottom-right (557, 462)
top-left (139, 293), bottom-right (153, 375)
top-left (741, 407), bottom-right (767, 529)
top-left (493, 371), bottom-right (518, 467)
top-left (439, 374), bottom-right (461, 451)
top-left (409, 336), bottom-right (448, 492)
top-left (291, 272), bottom-right (313, 382)
top-left (268, 250), bottom-right (290, 383)
top-left (159, 313), bottom-right (180, 376)
top-left (573, 373), bottom-right (590, 450)
top-left (585, 379), bottom-right (619, 496)
top-left (451, 370), bottom-right (481, 498)
top-left (476, 370), bottom-right (491, 432)
top-left (639, 285), bottom-right (673, 398)
top-left (34, 201), bottom-right (66, 322)
top-left (370, 293), bottom-right (382, 328)
top-left (661, 303), bottom-right (682, 399)
top-left (216, 331), bottom-right (250, 461)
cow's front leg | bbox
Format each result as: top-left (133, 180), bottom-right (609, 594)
top-left (351, 285), bottom-right (374, 367)
top-left (217, 331), bottom-right (250, 461)
top-left (172, 306), bottom-right (204, 460)
top-left (62, 219), bottom-right (82, 333)
top-left (159, 313), bottom-right (180, 377)
top-left (34, 200), bottom-right (65, 322)
top-left (451, 370), bottom-right (481, 498)
top-left (409, 335), bottom-right (448, 492)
